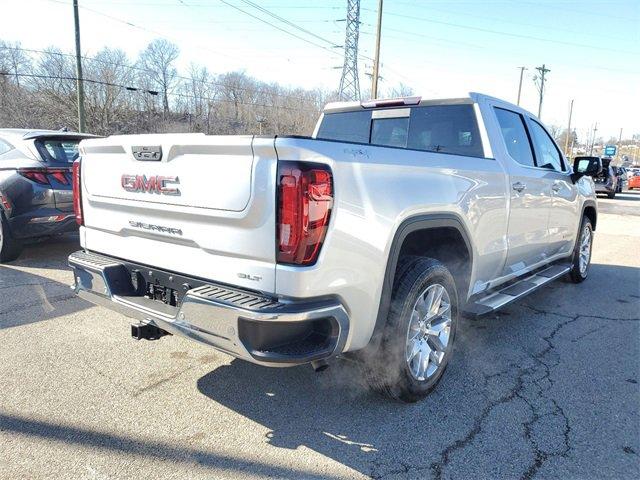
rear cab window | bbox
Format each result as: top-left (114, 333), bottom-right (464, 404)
top-left (35, 138), bottom-right (81, 165)
top-left (316, 110), bottom-right (371, 144)
top-left (316, 102), bottom-right (485, 158)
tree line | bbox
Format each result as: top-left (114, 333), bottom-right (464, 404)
top-left (0, 38), bottom-right (334, 136)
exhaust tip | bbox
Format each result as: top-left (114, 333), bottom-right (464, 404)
top-left (311, 359), bottom-right (329, 372)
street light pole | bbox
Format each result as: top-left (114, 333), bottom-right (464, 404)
top-left (73, 0), bottom-right (86, 132)
top-left (371, 0), bottom-right (383, 99)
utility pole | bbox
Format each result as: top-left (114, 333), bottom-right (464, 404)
top-left (534, 64), bottom-right (550, 119)
top-left (73, 0), bottom-right (86, 133)
top-left (371, 0), bottom-right (383, 99)
top-left (589, 122), bottom-right (598, 155)
top-left (564, 99), bottom-right (574, 157)
top-left (569, 129), bottom-right (576, 156)
top-left (617, 128), bottom-right (623, 161)
top-left (516, 66), bottom-right (527, 106)
top-left (338, 0), bottom-right (361, 101)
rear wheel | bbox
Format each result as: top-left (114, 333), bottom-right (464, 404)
top-left (567, 217), bottom-right (593, 283)
top-left (365, 257), bottom-right (458, 402)
top-left (0, 212), bottom-right (23, 263)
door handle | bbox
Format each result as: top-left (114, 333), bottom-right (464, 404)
top-left (512, 182), bottom-right (526, 192)
top-left (552, 182), bottom-right (562, 192)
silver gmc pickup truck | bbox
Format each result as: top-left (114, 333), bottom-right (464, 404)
top-left (68, 93), bottom-right (600, 402)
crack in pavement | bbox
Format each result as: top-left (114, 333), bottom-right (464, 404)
top-left (428, 309), bottom-right (586, 480)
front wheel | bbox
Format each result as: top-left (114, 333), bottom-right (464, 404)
top-left (365, 257), bottom-right (458, 402)
top-left (567, 217), bottom-right (593, 283)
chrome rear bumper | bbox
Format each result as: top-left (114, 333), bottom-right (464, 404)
top-left (68, 250), bottom-right (349, 366)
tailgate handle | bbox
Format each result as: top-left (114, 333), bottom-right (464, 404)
top-left (132, 146), bottom-right (163, 161)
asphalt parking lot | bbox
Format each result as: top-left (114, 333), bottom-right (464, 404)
top-left (1, 192), bottom-right (638, 480)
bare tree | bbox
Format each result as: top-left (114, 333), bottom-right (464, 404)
top-left (386, 82), bottom-right (414, 98)
top-left (138, 39), bottom-right (179, 116)
top-left (0, 37), bottom-right (330, 137)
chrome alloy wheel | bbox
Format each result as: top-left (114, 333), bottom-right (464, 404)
top-left (405, 284), bottom-right (452, 381)
top-left (578, 225), bottom-right (592, 275)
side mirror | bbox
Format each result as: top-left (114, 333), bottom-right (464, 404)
top-left (571, 157), bottom-right (602, 183)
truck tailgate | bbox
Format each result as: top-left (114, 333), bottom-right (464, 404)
top-left (78, 134), bottom-right (278, 293)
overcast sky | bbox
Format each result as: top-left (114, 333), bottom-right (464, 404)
top-left (2, 0), bottom-right (639, 140)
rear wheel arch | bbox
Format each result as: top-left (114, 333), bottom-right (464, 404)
top-left (370, 214), bottom-right (473, 345)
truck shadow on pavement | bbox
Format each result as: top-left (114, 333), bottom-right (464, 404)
top-left (196, 262), bottom-right (640, 479)
top-left (0, 234), bottom-right (89, 329)
top-left (0, 412), bottom-right (343, 480)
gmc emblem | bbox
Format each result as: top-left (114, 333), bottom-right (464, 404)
top-left (121, 174), bottom-right (180, 196)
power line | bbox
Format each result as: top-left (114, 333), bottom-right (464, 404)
top-left (363, 7), bottom-right (640, 56)
top-left (385, 0), bottom-right (636, 42)
top-left (42, 0), bottom-right (234, 60)
top-left (237, 0), bottom-right (339, 48)
top-left (0, 70), bottom-right (315, 112)
top-left (0, 71), bottom-right (159, 94)
top-left (178, 0), bottom-right (343, 60)
top-left (0, 45), bottom-right (309, 101)
top-left (357, 22), bottom-right (640, 76)
top-left (38, 0), bottom-right (414, 93)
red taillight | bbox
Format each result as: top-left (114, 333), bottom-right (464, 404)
top-left (50, 169), bottom-right (71, 185)
top-left (277, 162), bottom-right (333, 265)
top-left (18, 169), bottom-right (50, 185)
top-left (72, 160), bottom-right (83, 226)
top-left (17, 168), bottom-right (71, 185)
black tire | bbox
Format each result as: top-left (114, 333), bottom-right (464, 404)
top-left (0, 212), bottom-right (23, 263)
top-left (365, 257), bottom-right (458, 403)
top-left (567, 216), bottom-right (593, 283)
top-left (607, 191), bottom-right (616, 199)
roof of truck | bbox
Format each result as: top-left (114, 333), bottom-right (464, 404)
top-left (323, 96), bottom-right (474, 113)
top-left (322, 91), bottom-right (531, 114)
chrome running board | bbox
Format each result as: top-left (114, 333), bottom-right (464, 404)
top-left (464, 263), bottom-right (571, 317)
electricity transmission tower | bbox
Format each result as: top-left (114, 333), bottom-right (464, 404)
top-left (338, 0), bottom-right (361, 101)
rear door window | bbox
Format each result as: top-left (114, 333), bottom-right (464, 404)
top-left (35, 138), bottom-right (81, 165)
top-left (494, 108), bottom-right (535, 167)
top-left (408, 104), bottom-right (484, 157)
top-left (316, 110), bottom-right (371, 144)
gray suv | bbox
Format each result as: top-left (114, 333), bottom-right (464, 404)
top-left (0, 129), bottom-right (97, 262)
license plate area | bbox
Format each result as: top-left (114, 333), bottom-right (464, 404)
top-left (124, 264), bottom-right (207, 308)
top-left (146, 282), bottom-right (179, 307)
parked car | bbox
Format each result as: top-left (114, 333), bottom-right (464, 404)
top-left (575, 156), bottom-right (618, 198)
top-left (628, 168), bottom-right (640, 190)
top-left (68, 93), bottom-right (599, 402)
top-left (0, 129), bottom-right (98, 262)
